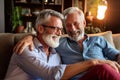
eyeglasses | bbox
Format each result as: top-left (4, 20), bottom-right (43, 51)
top-left (42, 25), bottom-right (63, 31)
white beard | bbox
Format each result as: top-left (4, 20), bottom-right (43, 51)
top-left (42, 33), bottom-right (60, 48)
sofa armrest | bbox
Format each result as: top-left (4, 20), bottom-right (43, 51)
top-left (0, 33), bottom-right (14, 79)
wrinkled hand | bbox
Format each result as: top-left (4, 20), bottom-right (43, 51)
top-left (104, 60), bottom-right (120, 73)
top-left (13, 35), bottom-right (34, 54)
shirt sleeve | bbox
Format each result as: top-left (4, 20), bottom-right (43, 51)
top-left (14, 47), bottom-right (66, 80)
top-left (101, 37), bottom-right (120, 60)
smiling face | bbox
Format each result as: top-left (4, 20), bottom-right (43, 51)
top-left (65, 12), bottom-right (86, 41)
top-left (38, 15), bottom-right (63, 48)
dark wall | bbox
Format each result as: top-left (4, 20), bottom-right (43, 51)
top-left (105, 0), bottom-right (120, 33)
top-left (64, 0), bottom-right (73, 9)
top-left (0, 0), bottom-right (5, 33)
top-left (4, 0), bottom-right (13, 33)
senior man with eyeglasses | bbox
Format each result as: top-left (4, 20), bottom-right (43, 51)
top-left (6, 9), bottom-right (120, 80)
top-left (5, 9), bottom-right (100, 80)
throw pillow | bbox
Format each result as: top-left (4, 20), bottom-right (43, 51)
top-left (88, 31), bottom-right (115, 48)
top-left (112, 34), bottom-right (120, 50)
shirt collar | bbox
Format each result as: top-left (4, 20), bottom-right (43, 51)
top-left (84, 33), bottom-right (89, 42)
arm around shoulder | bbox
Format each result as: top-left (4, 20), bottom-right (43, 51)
top-left (13, 34), bottom-right (35, 54)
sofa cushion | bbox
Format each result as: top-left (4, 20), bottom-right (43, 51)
top-left (0, 33), bottom-right (14, 79)
top-left (112, 34), bottom-right (120, 50)
top-left (88, 31), bottom-right (115, 48)
top-left (14, 33), bottom-right (32, 44)
top-left (0, 33), bottom-right (31, 79)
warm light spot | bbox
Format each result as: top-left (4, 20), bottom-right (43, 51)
top-left (97, 5), bottom-right (107, 20)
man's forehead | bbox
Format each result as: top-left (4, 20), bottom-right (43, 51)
top-left (65, 13), bottom-right (84, 23)
top-left (47, 15), bottom-right (61, 21)
top-left (65, 14), bottom-right (79, 22)
top-left (45, 16), bottom-right (63, 27)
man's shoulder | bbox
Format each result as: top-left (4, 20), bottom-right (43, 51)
top-left (87, 36), bottom-right (106, 43)
top-left (89, 35), bottom-right (105, 40)
top-left (60, 37), bottom-right (70, 42)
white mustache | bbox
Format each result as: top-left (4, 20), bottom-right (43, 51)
top-left (69, 30), bottom-right (81, 35)
top-left (52, 35), bottom-right (60, 39)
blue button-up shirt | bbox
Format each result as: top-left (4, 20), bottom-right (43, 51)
top-left (5, 38), bottom-right (66, 80)
top-left (55, 35), bottom-right (120, 80)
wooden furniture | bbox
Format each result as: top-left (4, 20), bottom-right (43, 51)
top-left (5, 0), bottom-right (64, 33)
top-left (14, 0), bottom-right (64, 31)
top-left (64, 0), bottom-right (87, 14)
top-left (4, 0), bottom-right (87, 33)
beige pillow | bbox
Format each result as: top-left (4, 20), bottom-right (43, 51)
top-left (112, 34), bottom-right (120, 50)
top-left (88, 31), bottom-right (115, 48)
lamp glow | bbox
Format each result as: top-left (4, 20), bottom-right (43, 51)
top-left (97, 0), bottom-right (107, 20)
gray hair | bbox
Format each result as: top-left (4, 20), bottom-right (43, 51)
top-left (63, 7), bottom-right (85, 20)
top-left (35, 9), bottom-right (64, 31)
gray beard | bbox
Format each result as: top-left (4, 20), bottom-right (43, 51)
top-left (69, 29), bottom-right (84, 41)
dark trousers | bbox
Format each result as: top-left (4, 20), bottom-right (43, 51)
top-left (79, 64), bottom-right (120, 80)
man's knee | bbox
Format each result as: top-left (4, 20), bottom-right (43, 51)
top-left (93, 64), bottom-right (111, 72)
top-left (95, 64), bottom-right (109, 69)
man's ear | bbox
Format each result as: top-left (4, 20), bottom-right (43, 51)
top-left (37, 25), bottom-right (44, 34)
top-left (83, 20), bottom-right (86, 27)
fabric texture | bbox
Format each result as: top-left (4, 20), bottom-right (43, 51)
top-left (62, 31), bottom-right (115, 48)
top-left (113, 34), bottom-right (120, 50)
top-left (5, 38), bottom-right (66, 80)
top-left (88, 31), bottom-right (115, 47)
top-left (56, 34), bottom-right (120, 80)
top-left (0, 33), bottom-right (30, 79)
top-left (0, 31), bottom-right (120, 79)
top-left (79, 64), bottom-right (120, 80)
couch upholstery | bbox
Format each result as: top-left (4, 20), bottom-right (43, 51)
top-left (0, 31), bottom-right (120, 79)
top-left (0, 33), bottom-right (30, 79)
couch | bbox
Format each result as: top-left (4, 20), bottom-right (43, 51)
top-left (0, 31), bottom-right (120, 79)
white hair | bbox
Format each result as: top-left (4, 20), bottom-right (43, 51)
top-left (35, 9), bottom-right (64, 32)
top-left (63, 7), bottom-right (85, 21)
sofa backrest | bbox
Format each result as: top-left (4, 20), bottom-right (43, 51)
top-left (0, 33), bottom-right (14, 79)
top-left (0, 33), bottom-right (30, 79)
top-left (88, 31), bottom-right (115, 48)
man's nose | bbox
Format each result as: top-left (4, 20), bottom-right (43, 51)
top-left (55, 29), bottom-right (62, 36)
top-left (71, 24), bottom-right (76, 31)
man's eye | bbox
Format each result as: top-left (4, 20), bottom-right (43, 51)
top-left (50, 27), bottom-right (56, 29)
top-left (66, 24), bottom-right (71, 28)
top-left (74, 22), bottom-right (80, 26)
